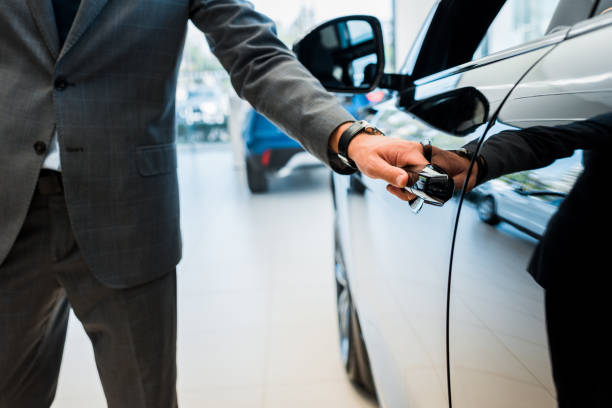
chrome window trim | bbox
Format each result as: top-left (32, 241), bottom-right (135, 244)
top-left (413, 11), bottom-right (612, 88)
top-left (567, 12), bottom-right (612, 38)
top-left (413, 28), bottom-right (570, 87)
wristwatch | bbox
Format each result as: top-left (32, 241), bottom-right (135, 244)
top-left (337, 120), bottom-right (385, 169)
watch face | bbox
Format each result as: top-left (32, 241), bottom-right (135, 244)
top-left (363, 126), bottom-right (384, 136)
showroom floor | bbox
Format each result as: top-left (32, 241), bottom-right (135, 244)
top-left (52, 144), bottom-right (377, 408)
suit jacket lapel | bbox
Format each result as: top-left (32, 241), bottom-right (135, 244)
top-left (58, 0), bottom-right (109, 61)
top-left (26, 0), bottom-right (61, 60)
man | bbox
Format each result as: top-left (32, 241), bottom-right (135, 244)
top-left (0, 0), bottom-right (425, 406)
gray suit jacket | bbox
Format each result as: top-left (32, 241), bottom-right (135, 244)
top-left (0, 0), bottom-right (354, 287)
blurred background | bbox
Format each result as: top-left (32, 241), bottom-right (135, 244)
top-left (50, 0), bottom-right (565, 407)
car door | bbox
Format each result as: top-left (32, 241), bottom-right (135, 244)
top-left (337, 1), bottom-right (567, 407)
top-left (449, 10), bottom-right (612, 408)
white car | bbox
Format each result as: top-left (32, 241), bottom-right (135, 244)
top-left (475, 179), bottom-right (566, 237)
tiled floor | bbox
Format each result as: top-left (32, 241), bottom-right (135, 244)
top-left (52, 144), bottom-right (377, 408)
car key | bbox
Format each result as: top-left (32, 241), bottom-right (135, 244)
top-left (402, 164), bottom-right (455, 213)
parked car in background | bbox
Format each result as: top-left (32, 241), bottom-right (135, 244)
top-left (176, 87), bottom-right (228, 142)
top-left (474, 179), bottom-right (566, 237)
top-left (294, 0), bottom-right (612, 407)
top-left (471, 149), bottom-right (581, 237)
top-left (241, 109), bottom-right (305, 193)
top-left (242, 93), bottom-right (382, 193)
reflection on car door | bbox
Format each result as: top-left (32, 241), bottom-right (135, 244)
top-left (492, 156), bottom-right (578, 237)
top-left (504, 191), bottom-right (565, 236)
top-left (520, 194), bottom-right (564, 237)
top-left (343, 40), bottom-right (562, 408)
top-left (449, 15), bottom-right (612, 408)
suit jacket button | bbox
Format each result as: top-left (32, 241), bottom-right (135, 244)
top-left (54, 78), bottom-right (69, 91)
top-left (33, 141), bottom-right (47, 155)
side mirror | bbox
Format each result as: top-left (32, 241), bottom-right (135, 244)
top-left (403, 87), bottom-right (490, 136)
top-left (293, 15), bottom-right (385, 93)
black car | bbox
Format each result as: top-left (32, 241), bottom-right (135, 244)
top-left (294, 1), bottom-right (612, 407)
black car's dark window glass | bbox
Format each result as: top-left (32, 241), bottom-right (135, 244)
top-left (473, 0), bottom-right (560, 60)
top-left (408, 0), bottom-right (506, 80)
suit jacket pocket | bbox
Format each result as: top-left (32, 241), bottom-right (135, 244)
top-left (136, 143), bottom-right (177, 176)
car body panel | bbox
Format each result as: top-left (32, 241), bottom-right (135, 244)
top-left (448, 16), bottom-right (612, 408)
top-left (329, 2), bottom-right (610, 407)
top-left (336, 41), bottom-right (560, 407)
top-left (500, 14), bottom-right (612, 128)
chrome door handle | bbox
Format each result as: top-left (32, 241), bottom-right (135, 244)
top-left (403, 164), bottom-right (455, 213)
top-left (408, 197), bottom-right (425, 213)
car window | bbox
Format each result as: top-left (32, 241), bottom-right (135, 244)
top-left (473, 0), bottom-right (561, 60)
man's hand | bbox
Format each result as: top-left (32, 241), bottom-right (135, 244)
top-left (348, 134), bottom-right (428, 196)
top-left (329, 123), bottom-right (478, 202)
top-left (329, 123), bottom-right (427, 199)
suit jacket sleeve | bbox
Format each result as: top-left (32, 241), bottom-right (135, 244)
top-left (189, 0), bottom-right (356, 173)
top-left (466, 113), bottom-right (612, 183)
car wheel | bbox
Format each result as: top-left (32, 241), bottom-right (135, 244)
top-left (335, 245), bottom-right (376, 396)
top-left (246, 158), bottom-right (268, 193)
top-left (478, 196), bottom-right (500, 225)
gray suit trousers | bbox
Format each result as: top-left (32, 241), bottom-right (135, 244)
top-left (0, 172), bottom-right (177, 408)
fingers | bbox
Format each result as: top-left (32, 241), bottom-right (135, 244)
top-left (452, 175), bottom-right (467, 191)
top-left (365, 156), bottom-right (411, 188)
top-left (394, 145), bottom-right (429, 168)
top-left (361, 155), bottom-right (423, 190)
top-left (452, 169), bottom-right (477, 192)
top-left (431, 148), bottom-right (471, 178)
top-left (349, 137), bottom-right (430, 188)
top-left (386, 185), bottom-right (417, 202)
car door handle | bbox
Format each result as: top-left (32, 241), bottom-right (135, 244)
top-left (403, 164), bottom-right (455, 214)
top-left (408, 197), bottom-right (425, 213)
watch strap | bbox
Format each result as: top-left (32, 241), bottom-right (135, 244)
top-left (421, 140), bottom-right (432, 162)
top-left (337, 120), bottom-right (383, 169)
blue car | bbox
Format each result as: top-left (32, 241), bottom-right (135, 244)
top-left (242, 94), bottom-right (381, 193)
top-left (241, 110), bottom-right (303, 193)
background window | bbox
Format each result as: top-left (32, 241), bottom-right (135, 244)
top-left (474, 0), bottom-right (560, 59)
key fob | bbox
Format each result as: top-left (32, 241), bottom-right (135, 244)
top-left (402, 164), bottom-right (455, 208)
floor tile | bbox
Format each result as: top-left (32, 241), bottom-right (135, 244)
top-left (263, 380), bottom-right (377, 408)
top-left (265, 322), bottom-right (345, 386)
top-left (179, 290), bottom-right (269, 335)
top-left (178, 328), bottom-right (267, 391)
top-left (51, 146), bottom-right (375, 408)
top-left (179, 387), bottom-right (263, 408)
